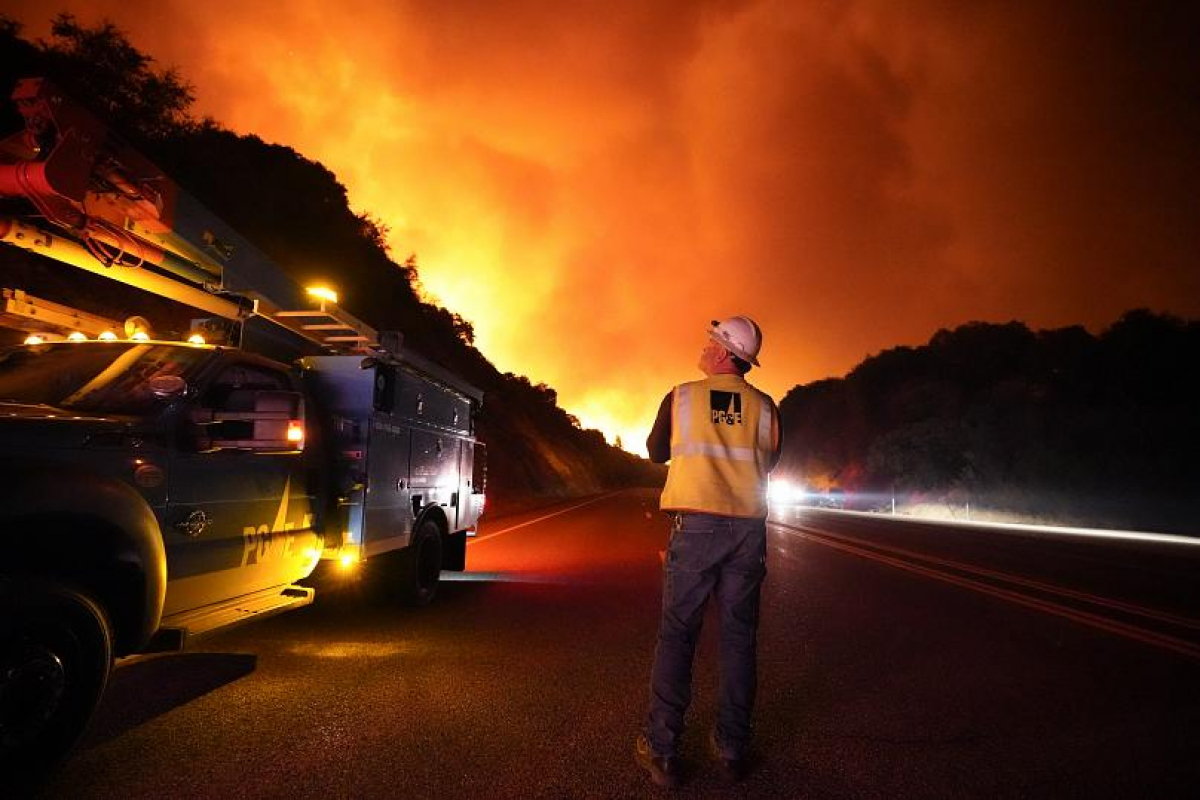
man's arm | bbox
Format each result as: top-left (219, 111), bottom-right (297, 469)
top-left (768, 402), bottom-right (784, 472)
top-left (645, 391), bottom-right (673, 464)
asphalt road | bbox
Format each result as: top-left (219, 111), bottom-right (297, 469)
top-left (34, 490), bottom-right (1200, 798)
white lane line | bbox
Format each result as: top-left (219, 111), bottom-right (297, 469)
top-left (467, 491), bottom-right (622, 547)
top-left (779, 507), bottom-right (1200, 548)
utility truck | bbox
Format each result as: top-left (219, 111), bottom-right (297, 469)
top-left (0, 78), bottom-right (486, 775)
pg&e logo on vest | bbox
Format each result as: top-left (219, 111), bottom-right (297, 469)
top-left (710, 391), bottom-right (743, 426)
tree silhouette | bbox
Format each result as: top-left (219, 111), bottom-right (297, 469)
top-left (780, 314), bottom-right (1200, 532)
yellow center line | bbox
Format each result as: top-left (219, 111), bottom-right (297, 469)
top-left (774, 521), bottom-right (1200, 631)
top-left (771, 522), bottom-right (1200, 662)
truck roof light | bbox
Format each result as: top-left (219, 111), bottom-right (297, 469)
top-left (124, 315), bottom-right (153, 339)
top-left (67, 331), bottom-right (88, 341)
top-left (98, 330), bottom-right (118, 341)
top-left (306, 286), bottom-right (339, 304)
top-left (23, 334), bottom-right (46, 345)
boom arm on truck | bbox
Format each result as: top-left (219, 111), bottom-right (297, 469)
top-left (0, 77), bottom-right (376, 351)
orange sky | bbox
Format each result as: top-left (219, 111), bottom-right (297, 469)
top-left (5, 1), bottom-right (1199, 454)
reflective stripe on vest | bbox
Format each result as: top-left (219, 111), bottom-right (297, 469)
top-left (672, 441), bottom-right (758, 461)
top-left (660, 375), bottom-right (776, 518)
top-left (757, 394), bottom-right (772, 451)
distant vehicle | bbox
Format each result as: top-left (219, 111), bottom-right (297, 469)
top-left (814, 488), bottom-right (846, 509)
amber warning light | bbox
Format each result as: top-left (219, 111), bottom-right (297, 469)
top-left (287, 420), bottom-right (305, 445)
top-left (305, 286), bottom-right (338, 304)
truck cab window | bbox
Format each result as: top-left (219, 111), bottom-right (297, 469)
top-left (202, 363), bottom-right (291, 410)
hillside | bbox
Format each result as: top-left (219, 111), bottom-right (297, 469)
top-left (778, 312), bottom-right (1200, 533)
top-left (0, 15), bottom-right (662, 511)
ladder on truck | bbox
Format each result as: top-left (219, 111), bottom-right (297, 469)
top-left (0, 77), bottom-right (381, 353)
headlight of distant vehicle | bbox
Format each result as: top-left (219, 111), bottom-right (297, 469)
top-left (768, 480), bottom-right (806, 505)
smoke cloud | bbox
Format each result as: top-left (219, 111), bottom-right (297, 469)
top-left (5, 1), bottom-right (1198, 451)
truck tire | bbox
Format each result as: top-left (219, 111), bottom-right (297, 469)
top-left (398, 518), bottom-right (443, 607)
top-left (0, 578), bottom-right (113, 781)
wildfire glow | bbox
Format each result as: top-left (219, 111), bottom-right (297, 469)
top-left (5, 2), bottom-right (1198, 449)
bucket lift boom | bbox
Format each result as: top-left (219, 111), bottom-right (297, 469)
top-left (0, 77), bottom-right (378, 352)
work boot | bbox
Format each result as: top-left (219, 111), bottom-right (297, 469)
top-left (709, 730), bottom-right (748, 782)
top-left (635, 733), bottom-right (681, 788)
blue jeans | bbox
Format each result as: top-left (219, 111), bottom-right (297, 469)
top-left (645, 512), bottom-right (768, 758)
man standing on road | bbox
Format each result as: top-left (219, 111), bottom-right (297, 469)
top-left (636, 315), bottom-right (782, 788)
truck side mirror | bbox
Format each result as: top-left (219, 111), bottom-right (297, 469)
top-left (191, 389), bottom-right (306, 452)
top-left (472, 442), bottom-right (487, 493)
top-left (371, 364), bottom-right (395, 413)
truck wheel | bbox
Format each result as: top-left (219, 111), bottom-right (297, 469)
top-left (398, 519), bottom-right (443, 607)
top-left (0, 579), bottom-right (113, 780)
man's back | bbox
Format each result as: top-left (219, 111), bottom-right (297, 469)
top-left (651, 373), bottom-right (780, 518)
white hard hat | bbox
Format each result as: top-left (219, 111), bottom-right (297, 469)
top-left (709, 315), bottom-right (762, 366)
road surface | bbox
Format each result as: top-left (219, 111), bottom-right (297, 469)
top-left (35, 489), bottom-right (1200, 797)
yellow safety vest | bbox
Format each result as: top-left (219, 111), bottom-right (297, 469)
top-left (659, 374), bottom-right (777, 518)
